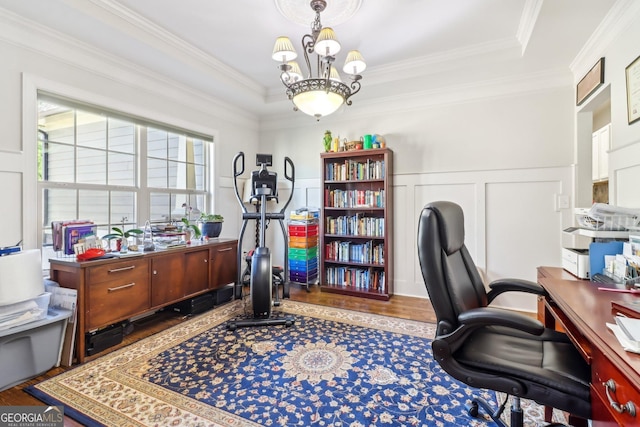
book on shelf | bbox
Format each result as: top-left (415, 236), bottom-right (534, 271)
top-left (324, 266), bottom-right (385, 292)
top-left (324, 240), bottom-right (384, 264)
top-left (325, 159), bottom-right (386, 181)
top-left (326, 213), bottom-right (384, 237)
top-left (324, 189), bottom-right (385, 208)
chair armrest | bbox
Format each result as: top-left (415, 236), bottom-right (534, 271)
top-left (487, 278), bottom-right (547, 302)
top-left (457, 307), bottom-right (545, 336)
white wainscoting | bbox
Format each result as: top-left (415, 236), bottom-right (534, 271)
top-left (399, 166), bottom-right (572, 313)
top-left (609, 139), bottom-right (640, 208)
top-left (220, 167), bottom-right (573, 313)
top-left (0, 171), bottom-right (23, 248)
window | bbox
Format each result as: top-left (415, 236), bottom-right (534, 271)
top-left (37, 94), bottom-right (213, 260)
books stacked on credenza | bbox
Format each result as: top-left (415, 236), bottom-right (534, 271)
top-left (51, 219), bottom-right (98, 256)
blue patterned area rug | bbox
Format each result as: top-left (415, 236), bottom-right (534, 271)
top-left (27, 300), bottom-right (565, 426)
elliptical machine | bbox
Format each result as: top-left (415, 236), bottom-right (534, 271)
top-left (227, 152), bottom-right (295, 330)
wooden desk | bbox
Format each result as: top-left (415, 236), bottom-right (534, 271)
top-left (538, 266), bottom-right (640, 426)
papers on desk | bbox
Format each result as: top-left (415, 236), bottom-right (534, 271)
top-left (607, 316), bottom-right (640, 354)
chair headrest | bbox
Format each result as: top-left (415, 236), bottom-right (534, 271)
top-left (427, 201), bottom-right (465, 255)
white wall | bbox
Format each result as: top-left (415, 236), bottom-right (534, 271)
top-left (600, 10), bottom-right (640, 208)
top-left (0, 13), bottom-right (260, 250)
top-left (260, 87), bottom-right (576, 312)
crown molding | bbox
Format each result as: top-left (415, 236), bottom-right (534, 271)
top-left (517, 0), bottom-right (543, 55)
top-left (82, 0), bottom-right (265, 95)
top-left (0, 6), bottom-right (259, 127)
top-left (570, 0), bottom-right (640, 78)
top-left (369, 37), bottom-right (521, 82)
top-left (261, 68), bottom-right (571, 129)
top-left (265, 36), bottom-right (522, 101)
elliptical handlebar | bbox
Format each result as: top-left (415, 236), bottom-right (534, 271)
top-left (232, 152), bottom-right (248, 214)
top-left (280, 156), bottom-right (295, 215)
top-left (233, 151), bottom-right (245, 178)
top-left (284, 156), bottom-right (294, 182)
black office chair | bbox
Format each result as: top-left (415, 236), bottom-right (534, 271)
top-left (417, 201), bottom-right (591, 427)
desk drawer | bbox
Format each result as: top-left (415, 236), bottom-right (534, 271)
top-left (87, 258), bottom-right (148, 285)
top-left (87, 262), bottom-right (150, 330)
top-left (592, 347), bottom-right (640, 425)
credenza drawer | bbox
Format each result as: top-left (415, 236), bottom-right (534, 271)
top-left (87, 260), bottom-right (150, 330)
top-left (87, 258), bottom-right (148, 285)
top-left (592, 347), bottom-right (639, 425)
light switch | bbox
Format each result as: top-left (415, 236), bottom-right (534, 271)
top-left (556, 194), bottom-right (570, 211)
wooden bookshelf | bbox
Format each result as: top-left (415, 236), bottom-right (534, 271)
top-left (320, 148), bottom-right (393, 300)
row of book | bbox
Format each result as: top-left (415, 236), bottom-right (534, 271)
top-left (325, 214), bottom-right (385, 237)
top-left (325, 240), bottom-right (384, 264)
top-left (51, 220), bottom-right (99, 255)
top-left (325, 189), bottom-right (385, 208)
top-left (325, 159), bottom-right (386, 182)
top-left (324, 267), bottom-right (386, 292)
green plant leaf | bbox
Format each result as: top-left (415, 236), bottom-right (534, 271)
top-left (124, 229), bottom-right (144, 237)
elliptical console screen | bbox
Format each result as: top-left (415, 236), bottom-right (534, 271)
top-left (252, 154), bottom-right (277, 197)
top-left (256, 154), bottom-right (272, 166)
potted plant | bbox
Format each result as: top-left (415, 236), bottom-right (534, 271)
top-left (181, 217), bottom-right (201, 243)
top-left (102, 226), bottom-right (143, 251)
top-left (199, 213), bottom-right (224, 238)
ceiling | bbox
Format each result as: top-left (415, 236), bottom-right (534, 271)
top-left (0, 0), bottom-right (619, 119)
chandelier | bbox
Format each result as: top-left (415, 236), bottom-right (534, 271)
top-left (272, 0), bottom-right (366, 120)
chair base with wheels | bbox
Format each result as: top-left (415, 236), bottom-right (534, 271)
top-left (467, 396), bottom-right (568, 427)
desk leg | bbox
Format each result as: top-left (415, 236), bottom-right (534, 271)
top-left (568, 414), bottom-right (588, 427)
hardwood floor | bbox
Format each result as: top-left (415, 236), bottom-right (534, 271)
top-left (0, 284), bottom-right (436, 418)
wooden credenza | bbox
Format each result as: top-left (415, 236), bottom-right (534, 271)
top-left (537, 266), bottom-right (640, 426)
top-left (49, 238), bottom-right (237, 363)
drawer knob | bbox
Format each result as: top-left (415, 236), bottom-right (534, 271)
top-left (604, 379), bottom-right (637, 417)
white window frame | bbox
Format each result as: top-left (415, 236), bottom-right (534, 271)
top-left (22, 74), bottom-right (219, 257)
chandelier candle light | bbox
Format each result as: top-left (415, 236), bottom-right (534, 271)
top-left (272, 0), bottom-right (366, 120)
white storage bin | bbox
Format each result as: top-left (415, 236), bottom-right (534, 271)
top-left (0, 292), bottom-right (51, 331)
top-left (0, 308), bottom-right (72, 391)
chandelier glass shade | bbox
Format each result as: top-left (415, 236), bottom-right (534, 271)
top-left (272, 0), bottom-right (366, 120)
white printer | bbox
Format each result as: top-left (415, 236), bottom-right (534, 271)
top-left (562, 247), bottom-right (590, 279)
top-left (562, 204), bottom-right (640, 279)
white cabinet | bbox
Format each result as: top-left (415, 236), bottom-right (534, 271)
top-left (592, 124), bottom-right (610, 181)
